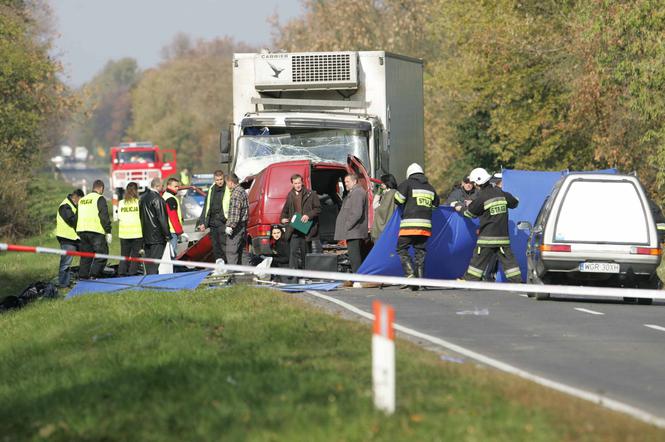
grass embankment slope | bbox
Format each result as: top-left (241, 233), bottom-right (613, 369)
top-left (1, 287), bottom-right (663, 441)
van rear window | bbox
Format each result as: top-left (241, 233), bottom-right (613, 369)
top-left (554, 180), bottom-right (649, 244)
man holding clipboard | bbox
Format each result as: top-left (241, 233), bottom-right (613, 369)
top-left (280, 174), bottom-right (321, 272)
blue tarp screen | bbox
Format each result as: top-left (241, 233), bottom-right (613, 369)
top-left (66, 270), bottom-right (212, 298)
top-left (359, 168), bottom-right (616, 281)
top-left (358, 206), bottom-right (478, 279)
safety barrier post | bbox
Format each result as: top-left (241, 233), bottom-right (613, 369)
top-left (372, 300), bottom-right (395, 414)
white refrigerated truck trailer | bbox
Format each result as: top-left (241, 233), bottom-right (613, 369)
top-left (222, 50), bottom-right (424, 181)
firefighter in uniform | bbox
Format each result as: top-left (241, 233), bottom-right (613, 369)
top-left (457, 168), bottom-right (522, 282)
top-left (55, 189), bottom-right (84, 287)
top-left (76, 180), bottom-right (112, 279)
top-left (163, 177), bottom-right (184, 258)
top-left (394, 163), bottom-right (440, 290)
top-left (117, 182), bottom-right (143, 276)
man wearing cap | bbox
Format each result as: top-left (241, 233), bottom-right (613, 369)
top-left (456, 167), bottom-right (522, 282)
top-left (55, 188), bottom-right (84, 287)
top-left (444, 174), bottom-right (477, 210)
top-left (394, 163), bottom-right (440, 290)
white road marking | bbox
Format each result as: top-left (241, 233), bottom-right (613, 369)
top-left (573, 307), bottom-right (605, 316)
top-left (644, 324), bottom-right (665, 332)
top-left (518, 294), bottom-right (529, 298)
top-left (304, 290), bottom-right (665, 429)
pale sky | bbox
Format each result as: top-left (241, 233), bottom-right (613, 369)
top-left (49, 0), bottom-right (302, 86)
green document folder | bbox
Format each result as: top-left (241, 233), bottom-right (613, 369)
top-left (290, 212), bottom-right (313, 234)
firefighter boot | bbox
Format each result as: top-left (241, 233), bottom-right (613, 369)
top-left (399, 257), bottom-right (415, 290)
top-left (412, 263), bottom-right (424, 291)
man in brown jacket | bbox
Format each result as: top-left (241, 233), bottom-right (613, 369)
top-left (280, 174), bottom-right (321, 271)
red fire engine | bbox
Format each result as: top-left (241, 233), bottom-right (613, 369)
top-left (109, 141), bottom-right (176, 218)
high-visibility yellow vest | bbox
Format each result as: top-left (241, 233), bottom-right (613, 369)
top-left (55, 197), bottom-right (79, 241)
top-left (180, 171), bottom-right (190, 186)
top-left (76, 192), bottom-right (105, 234)
top-left (204, 184), bottom-right (229, 219)
top-left (118, 198), bottom-right (142, 239)
top-left (162, 190), bottom-right (182, 233)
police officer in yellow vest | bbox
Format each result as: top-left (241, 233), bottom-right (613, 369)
top-left (197, 170), bottom-right (229, 261)
top-left (163, 177), bottom-right (184, 258)
top-left (76, 180), bottom-right (112, 279)
top-left (56, 189), bottom-right (84, 287)
top-left (117, 182), bottom-right (143, 276)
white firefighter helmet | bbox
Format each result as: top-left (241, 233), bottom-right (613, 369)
top-left (468, 167), bottom-right (492, 185)
top-left (406, 163), bottom-right (424, 179)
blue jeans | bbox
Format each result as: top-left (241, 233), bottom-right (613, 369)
top-left (58, 242), bottom-right (77, 286)
top-left (169, 233), bottom-right (179, 258)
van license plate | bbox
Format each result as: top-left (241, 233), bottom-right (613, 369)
top-left (579, 262), bottom-right (620, 273)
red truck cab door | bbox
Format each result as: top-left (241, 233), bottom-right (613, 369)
top-left (347, 155), bottom-right (374, 230)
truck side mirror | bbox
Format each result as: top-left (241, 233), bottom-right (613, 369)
top-left (220, 129), bottom-right (230, 164)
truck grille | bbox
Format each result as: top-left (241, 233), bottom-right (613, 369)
top-left (292, 54), bottom-right (351, 83)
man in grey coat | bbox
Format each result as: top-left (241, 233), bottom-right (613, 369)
top-left (334, 173), bottom-right (368, 272)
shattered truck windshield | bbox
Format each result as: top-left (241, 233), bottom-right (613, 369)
top-left (235, 128), bottom-right (369, 179)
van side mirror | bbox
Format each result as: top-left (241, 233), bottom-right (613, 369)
top-left (220, 129), bottom-right (231, 164)
top-left (517, 221), bottom-right (532, 231)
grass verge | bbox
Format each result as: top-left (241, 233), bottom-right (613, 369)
top-left (1, 287), bottom-right (663, 441)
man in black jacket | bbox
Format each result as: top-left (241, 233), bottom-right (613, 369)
top-left (457, 167), bottom-right (522, 282)
top-left (76, 180), bottom-right (112, 279)
top-left (56, 188), bottom-right (84, 287)
top-left (394, 163), bottom-right (440, 290)
top-left (280, 174), bottom-right (321, 271)
top-left (140, 177), bottom-right (171, 274)
top-left (444, 176), bottom-right (477, 210)
top-left (197, 170), bottom-right (228, 261)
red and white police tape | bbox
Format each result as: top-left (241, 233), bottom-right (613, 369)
top-left (1, 242), bottom-right (665, 301)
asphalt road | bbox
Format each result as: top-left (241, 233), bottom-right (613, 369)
top-left (304, 286), bottom-right (665, 420)
top-left (58, 166), bottom-right (112, 198)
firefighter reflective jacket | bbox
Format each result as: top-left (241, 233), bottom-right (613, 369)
top-left (464, 185), bottom-right (519, 246)
top-left (394, 173), bottom-right (440, 237)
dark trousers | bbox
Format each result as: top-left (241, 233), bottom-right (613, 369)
top-left (144, 242), bottom-right (166, 275)
top-left (396, 235), bottom-right (428, 276)
top-left (347, 238), bottom-right (364, 273)
top-left (118, 238), bottom-right (143, 276)
top-left (464, 245), bottom-right (522, 283)
top-left (210, 225), bottom-right (227, 261)
top-left (289, 233), bottom-right (309, 270)
top-left (79, 232), bottom-right (108, 279)
top-left (226, 225), bottom-right (246, 265)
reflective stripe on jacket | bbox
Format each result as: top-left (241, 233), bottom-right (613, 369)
top-left (162, 191), bottom-right (182, 233)
top-left (394, 173), bottom-right (440, 237)
top-left (464, 185), bottom-right (519, 246)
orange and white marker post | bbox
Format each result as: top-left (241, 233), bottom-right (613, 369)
top-left (372, 300), bottom-right (395, 414)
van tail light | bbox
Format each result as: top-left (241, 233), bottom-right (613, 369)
top-left (540, 244), bottom-right (571, 252)
top-left (630, 247), bottom-right (661, 256)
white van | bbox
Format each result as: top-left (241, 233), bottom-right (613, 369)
top-left (521, 173), bottom-right (662, 302)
